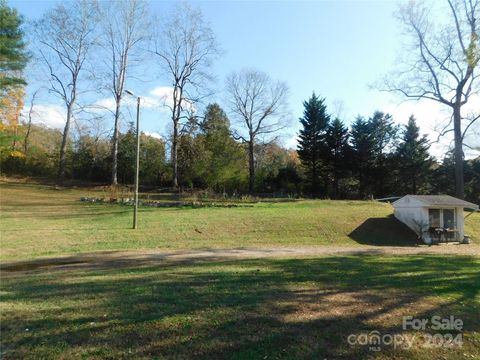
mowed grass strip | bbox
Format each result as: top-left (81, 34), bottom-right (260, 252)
top-left (1, 255), bottom-right (479, 359)
top-left (2, 181), bottom-right (479, 261)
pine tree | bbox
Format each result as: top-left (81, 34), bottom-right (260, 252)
top-left (0, 0), bottom-right (29, 90)
top-left (350, 116), bottom-right (376, 198)
top-left (369, 111), bottom-right (398, 197)
top-left (326, 117), bottom-right (351, 199)
top-left (396, 115), bottom-right (433, 194)
top-left (198, 103), bottom-right (247, 192)
top-left (297, 93), bottom-right (330, 197)
top-left (200, 103), bottom-right (230, 135)
top-left (0, 1), bottom-right (28, 154)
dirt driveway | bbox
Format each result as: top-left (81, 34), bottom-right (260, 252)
top-left (1, 244), bottom-right (479, 274)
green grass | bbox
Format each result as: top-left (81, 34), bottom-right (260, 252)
top-left (2, 180), bottom-right (478, 261)
top-left (1, 179), bottom-right (479, 359)
top-left (1, 256), bottom-right (479, 359)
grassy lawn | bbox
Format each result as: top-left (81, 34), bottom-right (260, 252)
top-left (1, 180), bottom-right (479, 261)
top-left (1, 256), bottom-right (479, 359)
top-left (1, 179), bottom-right (480, 359)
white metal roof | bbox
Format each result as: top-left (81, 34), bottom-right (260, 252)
top-left (393, 195), bottom-right (479, 209)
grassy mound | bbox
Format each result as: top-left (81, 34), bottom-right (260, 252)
top-left (1, 180), bottom-right (479, 261)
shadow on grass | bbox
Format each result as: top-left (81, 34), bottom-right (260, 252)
top-left (1, 256), bottom-right (479, 359)
top-left (349, 215), bottom-right (419, 247)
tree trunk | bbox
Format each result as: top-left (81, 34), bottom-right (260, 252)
top-left (24, 115), bottom-right (32, 154)
top-left (111, 52), bottom-right (128, 185)
top-left (172, 120), bottom-right (178, 188)
top-left (58, 103), bottom-right (73, 180)
top-left (111, 99), bottom-right (121, 185)
top-left (334, 166), bottom-right (339, 199)
top-left (171, 86), bottom-right (183, 189)
top-left (358, 169), bottom-right (364, 199)
top-left (311, 161), bottom-right (317, 198)
top-left (248, 137), bottom-right (255, 193)
top-left (11, 112), bottom-right (19, 150)
top-left (453, 105), bottom-right (464, 199)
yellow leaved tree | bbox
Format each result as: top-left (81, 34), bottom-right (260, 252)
top-left (0, 86), bottom-right (26, 159)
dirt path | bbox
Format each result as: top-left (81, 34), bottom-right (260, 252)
top-left (1, 244), bottom-right (479, 273)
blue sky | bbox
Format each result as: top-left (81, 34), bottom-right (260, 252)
top-left (10, 0), bottom-right (480, 157)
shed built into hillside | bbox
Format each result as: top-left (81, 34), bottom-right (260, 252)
top-left (392, 195), bottom-right (478, 244)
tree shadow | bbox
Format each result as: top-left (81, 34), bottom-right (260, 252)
top-left (349, 215), bottom-right (419, 246)
top-left (1, 255), bottom-right (479, 359)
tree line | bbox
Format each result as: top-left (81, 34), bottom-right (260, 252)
top-left (297, 93), bottom-right (479, 203)
top-left (1, 0), bottom-right (479, 201)
top-left (2, 97), bottom-right (479, 203)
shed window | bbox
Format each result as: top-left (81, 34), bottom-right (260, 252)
top-left (428, 208), bottom-right (456, 229)
top-left (429, 209), bottom-right (441, 228)
top-left (443, 209), bottom-right (455, 229)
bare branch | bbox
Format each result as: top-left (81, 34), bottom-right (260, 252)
top-left (462, 114), bottom-right (480, 139)
top-left (381, 0), bottom-right (479, 197)
top-left (225, 68), bottom-right (290, 192)
top-left (96, 0), bottom-right (152, 185)
top-left (32, 0), bottom-right (99, 178)
top-left (151, 2), bottom-right (221, 187)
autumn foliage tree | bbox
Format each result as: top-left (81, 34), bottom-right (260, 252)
top-left (0, 0), bottom-right (28, 160)
top-left (0, 86), bottom-right (24, 149)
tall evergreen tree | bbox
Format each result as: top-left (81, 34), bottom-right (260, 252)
top-left (177, 133), bottom-right (208, 188)
top-left (369, 111), bottom-right (398, 197)
top-left (464, 157), bottom-right (480, 204)
top-left (0, 0), bottom-right (29, 90)
top-left (198, 103), bottom-right (247, 191)
top-left (431, 152), bottom-right (455, 197)
top-left (396, 115), bottom-right (433, 194)
top-left (0, 0), bottom-right (28, 152)
top-left (200, 103), bottom-right (230, 134)
top-left (369, 112), bottom-right (398, 155)
top-left (297, 92), bottom-right (330, 197)
top-left (326, 117), bottom-right (351, 199)
top-left (350, 116), bottom-right (376, 198)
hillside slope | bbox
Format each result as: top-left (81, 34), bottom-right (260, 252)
top-left (1, 180), bottom-right (478, 261)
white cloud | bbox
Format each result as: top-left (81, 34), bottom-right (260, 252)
top-left (143, 131), bottom-right (162, 140)
top-left (93, 98), bottom-right (117, 112)
top-left (25, 104), bottom-right (66, 129)
top-left (93, 96), bottom-right (138, 112)
top-left (146, 86), bottom-right (173, 108)
top-left (92, 86), bottom-right (188, 113)
top-left (145, 86), bottom-right (195, 112)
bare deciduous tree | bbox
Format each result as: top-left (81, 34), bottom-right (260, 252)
top-left (100, 0), bottom-right (151, 185)
top-left (226, 68), bottom-right (289, 193)
top-left (384, 0), bottom-right (479, 199)
top-left (33, 0), bottom-right (98, 180)
top-left (153, 3), bottom-right (220, 188)
top-left (23, 88), bottom-right (40, 154)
